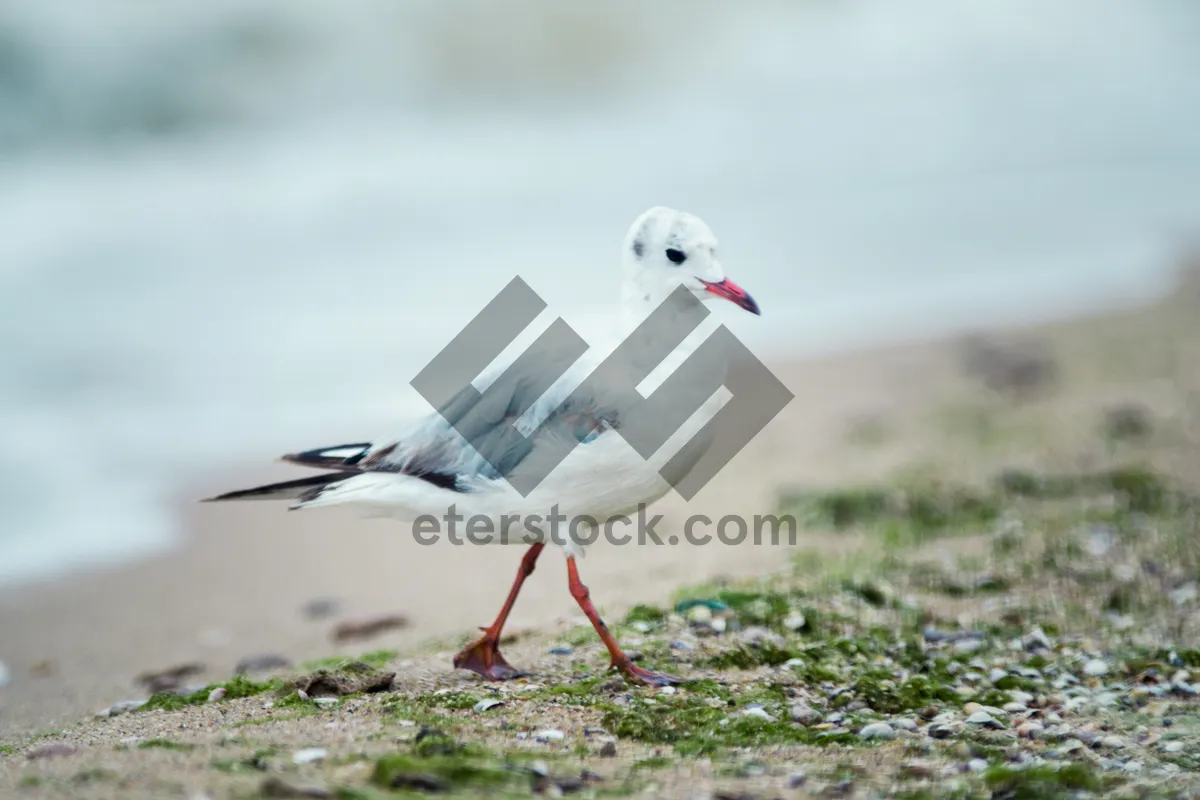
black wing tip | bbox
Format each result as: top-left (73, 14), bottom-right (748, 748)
top-left (280, 442), bottom-right (373, 469)
top-left (199, 472), bottom-right (352, 504)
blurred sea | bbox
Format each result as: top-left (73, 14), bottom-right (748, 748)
top-left (1, 0), bottom-right (1198, 585)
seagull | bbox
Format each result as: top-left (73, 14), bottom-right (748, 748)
top-left (204, 206), bottom-right (763, 686)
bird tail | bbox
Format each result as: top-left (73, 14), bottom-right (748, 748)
top-left (201, 472), bottom-right (351, 503)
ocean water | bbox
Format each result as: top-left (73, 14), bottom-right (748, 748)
top-left (0, 0), bottom-right (1197, 585)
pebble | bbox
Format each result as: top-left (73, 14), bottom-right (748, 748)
top-left (1024, 627), bottom-right (1053, 651)
top-left (787, 771), bottom-right (807, 788)
top-left (710, 617), bottom-right (727, 634)
top-left (1083, 659), bottom-right (1109, 677)
top-left (207, 687), bottom-right (227, 702)
top-left (929, 725), bottom-right (955, 740)
top-left (783, 611), bottom-right (807, 631)
top-left (669, 639), bottom-right (694, 652)
top-left (893, 718), bottom-right (918, 731)
top-left (967, 759), bottom-right (988, 773)
top-left (474, 699), bottom-right (504, 711)
top-left (965, 712), bottom-right (1003, 729)
top-left (1171, 583), bottom-right (1198, 606)
top-left (686, 605), bottom-right (713, 624)
top-left (1008, 690), bottom-right (1035, 705)
top-left (292, 748), bottom-right (327, 765)
top-left (858, 722), bottom-right (895, 741)
top-left (659, 686), bottom-right (677, 695)
top-left (741, 707), bottom-right (776, 722)
top-left (963, 702), bottom-right (983, 715)
top-left (989, 668), bottom-right (1009, 684)
top-left (1017, 722), bottom-right (1044, 739)
top-left (535, 729), bottom-right (565, 743)
top-left (1101, 736), bottom-right (1127, 750)
top-left (599, 741), bottom-right (617, 757)
top-left (741, 627), bottom-right (784, 647)
top-left (95, 699), bottom-right (146, 718)
top-left (1123, 761), bottom-right (1143, 774)
top-left (1163, 741), bottom-right (1184, 753)
top-left (1002, 702), bottom-right (1027, 713)
top-left (954, 638), bottom-right (983, 654)
top-left (629, 621), bottom-right (651, 634)
top-left (791, 704), bottom-right (823, 726)
top-left (314, 697), bottom-right (338, 707)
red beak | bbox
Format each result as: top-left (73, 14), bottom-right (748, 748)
top-left (699, 278), bottom-right (760, 315)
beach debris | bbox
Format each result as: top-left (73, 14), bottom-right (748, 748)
top-left (0, 660), bottom-right (8, 688)
top-left (290, 661), bottom-right (395, 697)
top-left (235, 654), bottom-right (293, 675)
top-left (1103, 403), bottom-right (1153, 441)
top-left (535, 729), bottom-right (565, 743)
top-left (29, 660), bottom-right (55, 678)
top-left (957, 334), bottom-right (1058, 400)
top-left (301, 597), bottom-right (341, 620)
top-left (599, 741), bottom-right (617, 757)
top-left (675, 598), bottom-right (729, 615)
top-left (331, 613), bottom-right (410, 643)
top-left (548, 645), bottom-right (574, 655)
top-left (297, 690), bottom-right (309, 701)
top-left (292, 747), bottom-right (328, 765)
top-left (135, 662), bottom-right (205, 693)
top-left (95, 699), bottom-right (147, 718)
top-left (27, 743), bottom-right (76, 759)
top-left (1083, 658), bottom-right (1110, 677)
top-left (207, 687), bottom-right (227, 702)
top-left (473, 698), bottom-right (505, 712)
top-left (259, 776), bottom-right (332, 799)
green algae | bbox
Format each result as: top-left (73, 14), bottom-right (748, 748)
top-left (982, 764), bottom-right (1107, 798)
top-left (600, 694), bottom-right (862, 757)
top-left (138, 738), bottom-right (194, 751)
top-left (141, 674), bottom-right (282, 712)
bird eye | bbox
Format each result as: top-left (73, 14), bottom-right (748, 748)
top-left (665, 248), bottom-right (687, 265)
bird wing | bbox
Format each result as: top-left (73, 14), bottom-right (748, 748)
top-left (283, 342), bottom-right (622, 492)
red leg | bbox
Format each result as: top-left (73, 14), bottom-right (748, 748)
top-left (566, 556), bottom-right (684, 686)
top-left (453, 543), bottom-right (544, 680)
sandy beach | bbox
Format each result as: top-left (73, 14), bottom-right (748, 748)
top-left (2, 273), bottom-right (1198, 797)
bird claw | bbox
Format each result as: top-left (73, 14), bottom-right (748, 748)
top-left (616, 662), bottom-right (686, 687)
top-left (453, 636), bottom-right (527, 681)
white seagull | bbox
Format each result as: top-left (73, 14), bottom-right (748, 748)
top-left (205, 206), bottom-right (763, 686)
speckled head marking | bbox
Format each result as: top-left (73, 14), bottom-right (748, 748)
top-left (621, 206), bottom-right (759, 320)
